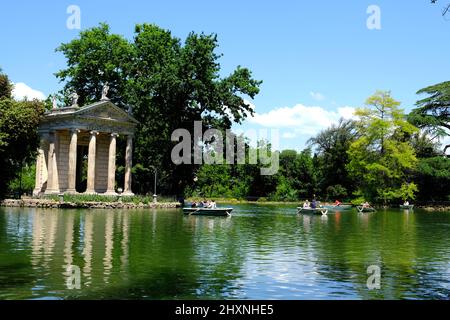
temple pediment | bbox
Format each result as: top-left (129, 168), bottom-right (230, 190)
top-left (39, 100), bottom-right (139, 135)
top-left (75, 101), bottom-right (139, 124)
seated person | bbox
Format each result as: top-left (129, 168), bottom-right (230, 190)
top-left (191, 202), bottom-right (197, 208)
top-left (210, 200), bottom-right (217, 209)
top-left (334, 200), bottom-right (341, 206)
top-left (362, 201), bottom-right (370, 208)
top-left (311, 199), bottom-right (317, 209)
top-left (404, 200), bottom-right (409, 206)
top-left (303, 200), bottom-right (310, 208)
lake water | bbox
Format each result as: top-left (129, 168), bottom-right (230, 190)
top-left (0, 204), bottom-right (449, 300)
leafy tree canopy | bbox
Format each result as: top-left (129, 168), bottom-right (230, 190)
top-left (56, 23), bottom-right (262, 195)
top-left (347, 91), bottom-right (419, 203)
top-left (0, 69), bottom-right (45, 197)
top-left (409, 81), bottom-right (450, 152)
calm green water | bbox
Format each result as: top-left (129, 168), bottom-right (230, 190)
top-left (0, 204), bottom-right (449, 300)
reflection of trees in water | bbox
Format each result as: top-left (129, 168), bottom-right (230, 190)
top-left (0, 208), bottom-right (36, 298)
top-left (183, 215), bottom-right (245, 298)
top-left (310, 210), bottom-right (450, 299)
top-left (1, 206), bottom-right (450, 299)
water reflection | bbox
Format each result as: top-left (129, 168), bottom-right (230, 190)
top-left (83, 213), bottom-right (93, 286)
top-left (0, 205), bottom-right (449, 299)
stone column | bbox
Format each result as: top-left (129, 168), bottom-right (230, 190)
top-left (33, 137), bottom-right (46, 196)
top-left (105, 133), bottom-right (118, 195)
top-left (45, 131), bottom-right (59, 194)
top-left (67, 129), bottom-right (79, 193)
top-left (86, 131), bottom-right (98, 194)
top-left (123, 135), bottom-right (134, 195)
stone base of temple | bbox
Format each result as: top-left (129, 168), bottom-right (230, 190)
top-left (1, 198), bottom-right (181, 209)
top-left (104, 191), bottom-right (118, 196)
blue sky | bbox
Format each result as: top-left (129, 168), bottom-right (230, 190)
top-left (1, 0), bottom-right (449, 150)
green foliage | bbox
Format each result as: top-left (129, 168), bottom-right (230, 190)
top-left (308, 118), bottom-right (356, 197)
top-left (398, 183), bottom-right (419, 201)
top-left (414, 157), bottom-right (450, 201)
top-left (45, 193), bottom-right (173, 204)
top-left (8, 164), bottom-right (36, 195)
top-left (347, 91), bottom-right (419, 204)
top-left (409, 81), bottom-right (450, 152)
top-left (0, 69), bottom-right (12, 100)
top-left (325, 184), bottom-right (348, 200)
top-left (410, 132), bottom-right (442, 158)
top-left (56, 23), bottom-right (262, 196)
top-left (0, 71), bottom-right (45, 198)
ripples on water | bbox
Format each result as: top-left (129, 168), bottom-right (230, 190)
top-left (0, 205), bottom-right (449, 300)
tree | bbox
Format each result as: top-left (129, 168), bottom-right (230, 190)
top-left (0, 70), bottom-right (45, 198)
top-left (56, 23), bottom-right (262, 195)
top-left (408, 81), bottom-right (450, 154)
top-left (308, 118), bottom-right (357, 199)
top-left (0, 68), bottom-right (12, 100)
top-left (270, 149), bottom-right (317, 201)
top-left (347, 91), bottom-right (419, 204)
top-left (414, 156), bottom-right (450, 201)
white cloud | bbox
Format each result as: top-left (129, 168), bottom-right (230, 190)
top-left (282, 131), bottom-right (296, 139)
top-left (12, 82), bottom-right (46, 100)
top-left (309, 91), bottom-right (325, 101)
top-left (248, 103), bottom-right (356, 137)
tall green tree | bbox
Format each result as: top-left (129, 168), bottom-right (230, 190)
top-left (347, 91), bottom-right (419, 204)
top-left (308, 118), bottom-right (357, 199)
top-left (408, 81), bottom-right (450, 154)
top-left (0, 70), bottom-right (45, 198)
top-left (56, 23), bottom-right (262, 195)
top-left (414, 156), bottom-right (450, 201)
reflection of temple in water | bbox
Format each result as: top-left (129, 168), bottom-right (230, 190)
top-left (27, 209), bottom-right (130, 292)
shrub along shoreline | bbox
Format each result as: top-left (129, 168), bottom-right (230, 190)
top-left (0, 194), bottom-right (181, 209)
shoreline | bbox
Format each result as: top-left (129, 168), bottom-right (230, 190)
top-left (1, 198), bottom-right (448, 212)
top-left (0, 199), bottom-right (181, 210)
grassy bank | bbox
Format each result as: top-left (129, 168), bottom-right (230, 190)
top-left (43, 194), bottom-right (176, 204)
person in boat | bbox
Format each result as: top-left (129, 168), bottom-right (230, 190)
top-left (334, 200), bottom-right (342, 207)
top-left (209, 200), bottom-right (217, 209)
top-left (191, 201), bottom-right (197, 208)
top-left (403, 200), bottom-right (409, 206)
top-left (311, 195), bottom-right (317, 209)
top-left (362, 201), bottom-right (370, 208)
top-left (303, 200), bottom-right (310, 208)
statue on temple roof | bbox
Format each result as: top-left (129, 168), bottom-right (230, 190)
top-left (101, 82), bottom-right (110, 100)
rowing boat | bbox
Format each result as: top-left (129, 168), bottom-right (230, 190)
top-left (356, 206), bottom-right (376, 213)
top-left (183, 207), bottom-right (233, 216)
top-left (297, 207), bottom-right (328, 215)
top-left (323, 204), bottom-right (353, 211)
top-left (399, 204), bottom-right (414, 210)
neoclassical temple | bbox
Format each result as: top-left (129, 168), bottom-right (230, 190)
top-left (33, 89), bottom-right (138, 196)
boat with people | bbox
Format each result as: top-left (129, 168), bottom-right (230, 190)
top-left (183, 207), bottom-right (233, 216)
top-left (356, 206), bottom-right (376, 213)
top-left (297, 207), bottom-right (328, 215)
top-left (399, 204), bottom-right (414, 210)
top-left (323, 204), bottom-right (353, 211)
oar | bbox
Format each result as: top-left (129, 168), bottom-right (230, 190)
top-left (189, 208), bottom-right (201, 215)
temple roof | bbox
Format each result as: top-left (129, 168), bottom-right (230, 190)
top-left (39, 100), bottom-right (139, 135)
